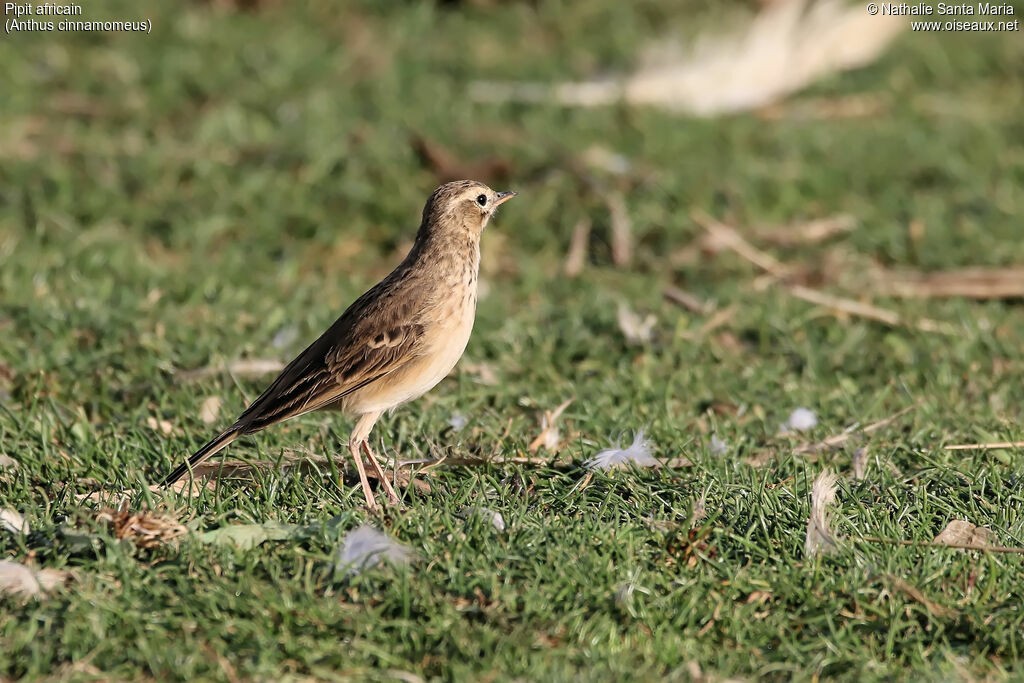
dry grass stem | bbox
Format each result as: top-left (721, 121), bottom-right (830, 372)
top-left (564, 218), bottom-right (591, 277)
top-left (177, 359), bottom-right (285, 382)
top-left (858, 536), bottom-right (1024, 555)
top-left (753, 214), bottom-right (856, 246)
top-left (692, 211), bottom-right (790, 279)
top-left (606, 192), bottom-right (632, 267)
top-left (663, 285), bottom-right (710, 313)
top-left (691, 212), bottom-right (954, 335)
top-left (793, 404), bottom-right (916, 455)
top-left (943, 441), bottom-right (1024, 451)
top-left (873, 267), bottom-right (1024, 299)
top-left (757, 94), bottom-right (888, 121)
top-left (884, 574), bottom-right (957, 619)
top-left (787, 285), bottom-right (955, 335)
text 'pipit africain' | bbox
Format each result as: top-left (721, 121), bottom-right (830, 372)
top-left (161, 180), bottom-right (516, 508)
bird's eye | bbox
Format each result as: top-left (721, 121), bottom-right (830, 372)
top-left (476, 194), bottom-right (488, 207)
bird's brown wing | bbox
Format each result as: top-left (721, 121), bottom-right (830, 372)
top-left (232, 283), bottom-right (426, 434)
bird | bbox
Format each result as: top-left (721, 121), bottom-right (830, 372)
top-left (160, 180), bottom-right (516, 509)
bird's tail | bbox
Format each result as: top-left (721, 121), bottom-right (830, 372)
top-left (160, 428), bottom-right (240, 487)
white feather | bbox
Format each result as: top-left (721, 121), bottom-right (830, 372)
top-left (586, 431), bottom-right (658, 470)
top-left (780, 407), bottom-right (818, 434)
top-left (1, 509), bottom-right (28, 536)
top-left (805, 470), bottom-right (841, 558)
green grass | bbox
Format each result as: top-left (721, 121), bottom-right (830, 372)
top-left (2, 0), bottom-right (1024, 679)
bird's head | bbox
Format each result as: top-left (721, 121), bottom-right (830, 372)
top-left (420, 180), bottom-right (516, 238)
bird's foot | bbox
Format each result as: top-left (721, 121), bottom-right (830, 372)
top-left (348, 440), bottom-right (378, 510)
top-left (361, 441), bottom-right (402, 507)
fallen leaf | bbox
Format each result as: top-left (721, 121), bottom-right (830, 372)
top-left (933, 520), bottom-right (993, 549)
top-left (199, 396), bottom-right (222, 425)
top-left (94, 506), bottom-right (187, 549)
top-left (198, 520), bottom-right (305, 550)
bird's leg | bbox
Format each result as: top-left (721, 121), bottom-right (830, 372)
top-left (348, 411), bottom-right (384, 510)
top-left (361, 441), bottom-right (400, 506)
top-left (348, 438), bottom-right (377, 510)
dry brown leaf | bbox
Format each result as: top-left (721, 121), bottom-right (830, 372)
top-left (94, 506), bottom-right (188, 549)
top-left (199, 396), bottom-right (223, 425)
top-left (933, 520), bottom-right (994, 549)
top-left (151, 478), bottom-right (216, 498)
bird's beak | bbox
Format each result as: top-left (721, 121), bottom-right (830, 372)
top-left (494, 191), bottom-right (517, 206)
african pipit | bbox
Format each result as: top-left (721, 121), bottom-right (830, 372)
top-left (160, 180), bottom-right (516, 508)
